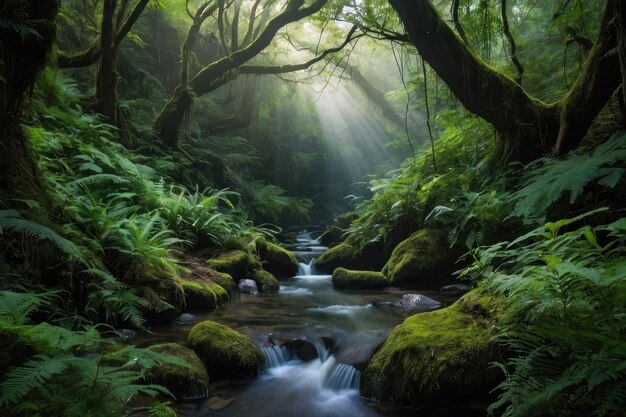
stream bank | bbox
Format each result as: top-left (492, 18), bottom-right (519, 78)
top-left (136, 232), bottom-right (466, 417)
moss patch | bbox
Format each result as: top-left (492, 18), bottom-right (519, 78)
top-left (207, 250), bottom-right (258, 280)
top-left (336, 211), bottom-right (359, 229)
top-left (257, 240), bottom-right (298, 278)
top-left (251, 269), bottom-right (280, 294)
top-left (145, 343), bottom-right (209, 400)
top-left (361, 290), bottom-right (501, 405)
top-left (320, 225), bottom-right (346, 247)
top-left (150, 404), bottom-right (177, 417)
top-left (188, 320), bottom-right (263, 378)
top-left (332, 267), bottom-right (389, 290)
top-left (315, 236), bottom-right (390, 273)
top-left (381, 229), bottom-right (457, 287)
top-left (176, 277), bottom-right (229, 309)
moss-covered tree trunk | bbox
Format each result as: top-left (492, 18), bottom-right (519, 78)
top-left (0, 0), bottom-right (59, 207)
top-left (388, 0), bottom-right (622, 162)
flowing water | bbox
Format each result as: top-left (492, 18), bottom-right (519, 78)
top-left (138, 232), bottom-right (458, 416)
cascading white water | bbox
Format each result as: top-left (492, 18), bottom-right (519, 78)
top-left (261, 343), bottom-right (361, 392)
top-left (298, 259), bottom-right (314, 276)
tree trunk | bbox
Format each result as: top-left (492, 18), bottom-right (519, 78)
top-left (154, 0), bottom-right (328, 148)
top-left (93, 0), bottom-right (133, 146)
top-left (388, 0), bottom-right (622, 162)
top-left (0, 0), bottom-right (59, 209)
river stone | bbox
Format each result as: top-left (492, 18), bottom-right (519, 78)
top-left (115, 329), bottom-right (136, 339)
top-left (362, 290), bottom-right (502, 405)
top-left (145, 343), bottom-right (209, 401)
top-left (440, 284), bottom-right (471, 295)
top-left (238, 279), bottom-right (258, 294)
top-left (175, 313), bottom-right (196, 323)
top-left (188, 320), bottom-right (264, 378)
top-left (281, 338), bottom-right (319, 361)
top-left (394, 294), bottom-right (441, 311)
top-left (381, 229), bottom-right (460, 287)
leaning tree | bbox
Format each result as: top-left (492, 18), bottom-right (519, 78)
top-left (383, 0), bottom-right (624, 162)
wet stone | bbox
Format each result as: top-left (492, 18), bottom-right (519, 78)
top-left (238, 279), bottom-right (258, 294)
top-left (440, 284), bottom-right (472, 295)
top-left (393, 294), bottom-right (441, 311)
top-left (174, 313), bottom-right (196, 323)
top-left (281, 338), bottom-right (319, 362)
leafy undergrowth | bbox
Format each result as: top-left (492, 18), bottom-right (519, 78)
top-left (463, 212), bottom-right (626, 417)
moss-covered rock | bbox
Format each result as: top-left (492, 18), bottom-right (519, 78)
top-left (336, 211), bottom-right (359, 229)
top-left (361, 290), bottom-right (501, 405)
top-left (188, 320), bottom-right (263, 378)
top-left (251, 269), bottom-right (279, 294)
top-left (315, 240), bottom-right (387, 273)
top-left (207, 250), bottom-right (258, 280)
top-left (149, 404), bottom-right (177, 417)
top-left (257, 240), bottom-right (298, 278)
top-left (319, 225), bottom-right (346, 247)
top-left (145, 343), bottom-right (209, 400)
top-left (332, 267), bottom-right (389, 290)
top-left (176, 277), bottom-right (229, 309)
top-left (381, 229), bottom-right (458, 287)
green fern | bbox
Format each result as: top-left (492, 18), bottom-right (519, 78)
top-left (0, 210), bottom-right (78, 257)
top-left (512, 132), bottom-right (626, 221)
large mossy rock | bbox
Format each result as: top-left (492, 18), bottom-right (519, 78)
top-left (319, 225), bottom-right (345, 247)
top-left (188, 320), bottom-right (263, 378)
top-left (251, 269), bottom-right (280, 294)
top-left (361, 290), bottom-right (501, 405)
top-left (332, 267), bottom-right (389, 290)
top-left (207, 250), bottom-right (258, 280)
top-left (315, 240), bottom-right (386, 273)
top-left (381, 229), bottom-right (457, 287)
top-left (257, 240), bottom-right (298, 278)
top-left (145, 343), bottom-right (209, 400)
top-left (176, 277), bottom-right (229, 309)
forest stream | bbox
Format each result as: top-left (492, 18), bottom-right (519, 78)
top-left (136, 232), bottom-right (457, 417)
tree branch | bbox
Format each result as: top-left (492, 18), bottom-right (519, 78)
top-left (501, 0), bottom-right (524, 84)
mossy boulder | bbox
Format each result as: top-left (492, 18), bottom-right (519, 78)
top-left (188, 320), bottom-right (263, 378)
top-left (145, 343), bottom-right (209, 400)
top-left (315, 240), bottom-right (386, 273)
top-left (361, 290), bottom-right (501, 405)
top-left (336, 211), bottom-right (359, 229)
top-left (319, 225), bottom-right (345, 247)
top-left (251, 269), bottom-right (280, 294)
top-left (381, 229), bottom-right (458, 287)
top-left (176, 277), bottom-right (229, 310)
top-left (207, 250), bottom-right (258, 280)
top-left (257, 240), bottom-right (298, 278)
top-left (332, 267), bottom-right (389, 290)
top-left (149, 404), bottom-right (178, 417)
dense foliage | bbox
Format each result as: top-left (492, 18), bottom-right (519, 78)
top-left (0, 0), bottom-right (624, 416)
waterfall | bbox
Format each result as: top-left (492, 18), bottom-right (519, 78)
top-left (261, 343), bottom-right (361, 392)
top-left (297, 259), bottom-right (314, 276)
top-left (325, 363), bottom-right (361, 391)
top-left (261, 345), bottom-right (295, 369)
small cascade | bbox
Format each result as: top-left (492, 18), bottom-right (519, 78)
top-left (325, 363), bottom-right (361, 391)
top-left (297, 259), bottom-right (314, 276)
top-left (261, 345), bottom-right (295, 369)
top-left (261, 342), bottom-right (361, 394)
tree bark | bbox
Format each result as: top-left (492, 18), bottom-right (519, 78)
top-left (388, 0), bottom-right (622, 162)
top-left (0, 0), bottom-right (59, 208)
top-left (554, 0), bottom-right (622, 154)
